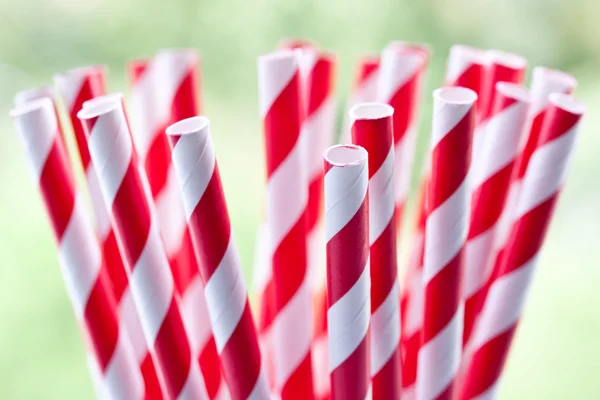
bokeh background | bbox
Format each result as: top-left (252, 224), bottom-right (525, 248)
top-left (1, 0), bottom-right (599, 398)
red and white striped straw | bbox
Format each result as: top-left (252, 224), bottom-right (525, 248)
top-left (462, 83), bottom-right (530, 347)
top-left (377, 41), bottom-right (429, 232)
top-left (350, 103), bottom-right (401, 398)
top-left (471, 51), bottom-right (527, 172)
top-left (340, 55), bottom-right (381, 143)
top-left (465, 67), bottom-right (577, 354)
top-left (459, 94), bottom-right (584, 400)
top-left (11, 98), bottom-right (145, 399)
top-left (78, 102), bottom-right (208, 399)
top-left (296, 49), bottom-right (337, 400)
top-left (54, 68), bottom-right (165, 397)
top-left (445, 45), bottom-right (486, 105)
top-left (417, 87), bottom-right (476, 400)
top-left (323, 144), bottom-right (371, 400)
top-left (128, 49), bottom-right (225, 399)
top-left (167, 117), bottom-right (271, 400)
top-left (257, 50), bottom-right (314, 398)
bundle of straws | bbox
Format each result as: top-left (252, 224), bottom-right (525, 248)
top-left (10, 40), bottom-right (585, 400)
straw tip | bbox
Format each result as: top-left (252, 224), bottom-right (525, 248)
top-left (77, 98), bottom-right (120, 120)
top-left (533, 66), bottom-right (577, 89)
top-left (166, 116), bottom-right (210, 137)
top-left (349, 102), bottom-right (394, 121)
top-left (486, 49), bottom-right (527, 69)
top-left (258, 50), bottom-right (297, 66)
top-left (496, 82), bottom-right (530, 103)
top-left (549, 93), bottom-right (586, 115)
top-left (324, 144), bottom-right (368, 167)
top-left (82, 93), bottom-right (124, 110)
top-left (10, 97), bottom-right (53, 118)
top-left (13, 86), bottom-right (54, 107)
top-left (434, 87), bottom-right (478, 105)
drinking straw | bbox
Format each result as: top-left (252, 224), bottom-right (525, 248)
top-left (11, 98), bottom-right (145, 399)
top-left (417, 87), bottom-right (476, 400)
top-left (445, 45), bottom-right (487, 109)
top-left (459, 94), bottom-right (584, 400)
top-left (78, 102), bottom-right (208, 399)
top-left (128, 49), bottom-right (225, 399)
top-left (323, 144), bottom-right (371, 400)
top-left (351, 103), bottom-right (401, 399)
top-left (257, 50), bottom-right (314, 398)
top-left (168, 116), bottom-right (271, 400)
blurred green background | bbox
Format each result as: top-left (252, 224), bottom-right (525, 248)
top-left (1, 0), bottom-right (599, 398)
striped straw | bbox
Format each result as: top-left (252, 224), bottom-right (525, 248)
top-left (324, 144), bottom-right (371, 400)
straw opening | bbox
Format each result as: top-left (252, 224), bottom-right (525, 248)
top-left (487, 50), bottom-right (527, 69)
top-left (324, 145), bottom-right (367, 167)
top-left (535, 67), bottom-right (577, 88)
top-left (166, 116), bottom-right (209, 136)
top-left (10, 97), bottom-right (53, 118)
top-left (258, 50), bottom-right (296, 65)
top-left (349, 103), bottom-right (394, 120)
top-left (77, 100), bottom-right (120, 120)
top-left (83, 93), bottom-right (124, 109)
top-left (496, 83), bottom-right (530, 103)
top-left (549, 93), bottom-right (585, 115)
top-left (434, 87), bottom-right (477, 105)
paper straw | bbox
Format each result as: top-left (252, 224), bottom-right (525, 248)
top-left (167, 117), bottom-right (270, 400)
top-left (445, 45), bottom-right (487, 109)
top-left (459, 94), bottom-right (584, 400)
top-left (417, 87), bottom-right (476, 400)
top-left (351, 103), bottom-right (401, 398)
top-left (54, 68), bottom-right (165, 398)
top-left (462, 83), bottom-right (530, 347)
top-left (257, 50), bottom-right (314, 398)
top-left (11, 98), bottom-right (145, 399)
top-left (127, 49), bottom-right (225, 399)
top-left (78, 102), bottom-right (208, 399)
top-left (323, 144), bottom-right (371, 400)
top-left (340, 55), bottom-right (381, 143)
top-left (377, 41), bottom-right (429, 233)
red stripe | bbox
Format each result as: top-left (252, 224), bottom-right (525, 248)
top-left (387, 71), bottom-right (420, 145)
top-left (468, 161), bottom-right (514, 239)
top-left (306, 57), bottom-right (333, 117)
top-left (538, 103), bottom-right (582, 147)
top-left (198, 336), bottom-right (221, 399)
top-left (281, 354), bottom-right (315, 399)
top-left (329, 338), bottom-right (369, 400)
top-left (153, 297), bottom-right (193, 398)
top-left (351, 118), bottom-right (393, 179)
top-left (263, 73), bottom-right (302, 177)
top-left (306, 177), bottom-right (323, 235)
top-left (326, 200), bottom-right (369, 305)
top-left (84, 268), bottom-right (120, 371)
top-left (220, 302), bottom-right (264, 399)
top-left (428, 111), bottom-right (473, 211)
top-left (313, 289), bottom-right (328, 337)
top-left (258, 280), bottom-right (276, 332)
top-left (480, 62), bottom-right (525, 123)
top-left (102, 231), bottom-right (129, 302)
top-left (170, 233), bottom-right (200, 297)
top-left (171, 68), bottom-right (201, 121)
top-left (355, 57), bottom-right (379, 88)
top-left (450, 64), bottom-right (485, 111)
top-left (128, 59), bottom-right (150, 85)
top-left (401, 330), bottom-right (420, 389)
top-left (372, 348), bottom-right (401, 399)
top-left (188, 166), bottom-right (230, 281)
top-left (422, 250), bottom-right (464, 343)
top-left (369, 223), bottom-right (397, 311)
top-left (514, 111), bottom-right (546, 180)
top-left (459, 326), bottom-right (517, 400)
top-left (144, 130), bottom-right (172, 199)
top-left (40, 139), bottom-right (76, 240)
top-left (111, 162), bottom-right (152, 269)
top-left (141, 353), bottom-right (165, 400)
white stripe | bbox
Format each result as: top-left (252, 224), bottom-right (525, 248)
top-left (212, 383), bottom-right (230, 400)
top-left (251, 222), bottom-right (271, 292)
top-left (104, 331), bottom-right (145, 400)
top-left (514, 124), bottom-right (579, 218)
top-left (471, 102), bottom-right (529, 188)
top-left (118, 287), bottom-right (149, 364)
top-left (304, 96), bottom-right (337, 181)
top-left (416, 305), bottom-right (463, 400)
top-left (88, 109), bottom-right (134, 208)
top-left (171, 129), bottom-right (216, 222)
top-left (365, 384), bottom-right (373, 400)
top-left (204, 234), bottom-right (247, 352)
top-left (369, 145), bottom-right (395, 245)
top-left (129, 53), bottom-right (194, 160)
top-left (182, 275), bottom-right (213, 354)
top-left (341, 68), bottom-right (380, 144)
top-left (272, 277), bottom-right (313, 388)
top-left (257, 51), bottom-right (298, 118)
top-left (312, 335), bottom-right (330, 398)
top-left (87, 353), bottom-right (105, 399)
top-left (377, 49), bottom-right (422, 104)
top-left (85, 165), bottom-right (112, 241)
top-left (423, 179), bottom-right (470, 283)
top-left (401, 384), bottom-right (416, 400)
top-left (470, 255), bottom-right (538, 351)
top-left (324, 161), bottom-right (368, 242)
top-left (430, 98), bottom-right (471, 149)
top-left (306, 218), bottom-right (326, 290)
top-left (328, 263), bottom-right (371, 371)
top-left (13, 100), bottom-right (57, 180)
top-left (403, 264), bottom-right (424, 338)
top-left (470, 121), bottom-right (488, 175)
top-left (265, 140), bottom-right (307, 252)
top-left (58, 195), bottom-right (102, 319)
top-left (154, 167), bottom-right (188, 258)
top-left (177, 361), bottom-right (209, 400)
top-left (247, 358), bottom-right (271, 400)
top-left (463, 227), bottom-right (496, 298)
top-left (395, 123), bottom-right (419, 205)
top-left (370, 282), bottom-right (401, 375)
top-left (492, 181), bottom-right (522, 255)
top-left (54, 71), bottom-right (85, 111)
top-left (129, 221), bottom-right (175, 343)
top-left (472, 382), bottom-right (500, 400)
